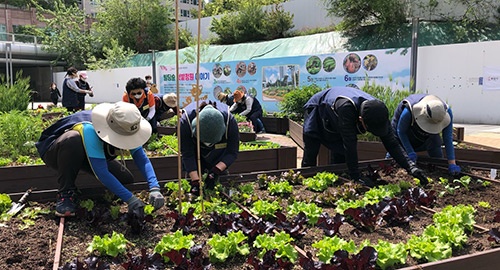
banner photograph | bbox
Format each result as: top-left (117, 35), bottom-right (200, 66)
top-left (159, 48), bottom-right (411, 112)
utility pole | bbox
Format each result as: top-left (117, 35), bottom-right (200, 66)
top-left (149, 49), bottom-right (158, 84)
top-left (410, 17), bottom-right (419, 93)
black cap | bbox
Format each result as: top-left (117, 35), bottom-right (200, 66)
top-left (360, 99), bottom-right (389, 137)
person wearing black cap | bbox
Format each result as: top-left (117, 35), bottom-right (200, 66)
top-left (391, 94), bottom-right (460, 176)
top-left (180, 101), bottom-right (240, 195)
top-left (301, 86), bottom-right (428, 187)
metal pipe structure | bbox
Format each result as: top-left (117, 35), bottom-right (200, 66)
top-left (410, 17), bottom-right (419, 93)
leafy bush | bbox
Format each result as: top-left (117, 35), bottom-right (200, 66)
top-left (278, 84), bottom-right (323, 121)
top-left (0, 111), bottom-right (45, 162)
top-left (0, 72), bottom-right (32, 113)
top-left (210, 3), bottom-right (294, 45)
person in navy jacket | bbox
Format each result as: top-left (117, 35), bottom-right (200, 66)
top-left (391, 94), bottom-right (460, 176)
top-left (180, 101), bottom-right (239, 195)
top-left (301, 86), bottom-right (428, 186)
top-left (36, 102), bottom-right (164, 217)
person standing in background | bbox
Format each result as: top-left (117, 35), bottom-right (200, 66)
top-left (75, 71), bottom-right (93, 111)
top-left (49, 82), bottom-right (61, 106)
top-left (145, 75), bottom-right (159, 94)
top-left (62, 67), bottom-right (93, 112)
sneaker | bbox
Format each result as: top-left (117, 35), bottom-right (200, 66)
top-left (257, 130), bottom-right (266, 134)
top-left (55, 190), bottom-right (78, 217)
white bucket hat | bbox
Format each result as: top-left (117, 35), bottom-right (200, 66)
top-left (413, 95), bottom-right (451, 134)
top-left (92, 102), bottom-right (152, 149)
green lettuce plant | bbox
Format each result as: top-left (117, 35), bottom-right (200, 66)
top-left (207, 231), bottom-right (250, 262)
top-left (287, 201), bottom-right (322, 225)
top-left (87, 231), bottom-right (130, 257)
top-left (154, 230), bottom-right (195, 262)
top-left (253, 232), bottom-right (298, 263)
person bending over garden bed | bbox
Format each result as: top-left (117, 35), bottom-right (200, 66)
top-left (390, 94), bottom-right (461, 176)
top-left (35, 102), bottom-right (165, 217)
top-left (301, 86), bottom-right (428, 187)
top-left (180, 101), bottom-right (239, 195)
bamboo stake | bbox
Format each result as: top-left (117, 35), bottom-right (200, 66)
top-left (174, 0), bottom-right (182, 216)
top-left (52, 217), bottom-right (65, 270)
top-left (195, 0), bottom-right (205, 214)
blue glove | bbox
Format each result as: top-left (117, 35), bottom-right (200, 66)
top-left (448, 164), bottom-right (461, 176)
top-left (149, 187), bottom-right (165, 210)
top-left (407, 152), bottom-right (417, 162)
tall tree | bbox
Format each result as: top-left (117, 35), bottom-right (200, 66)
top-left (94, 0), bottom-right (175, 53)
top-left (31, 0), bottom-right (96, 68)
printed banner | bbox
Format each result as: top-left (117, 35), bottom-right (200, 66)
top-left (482, 66), bottom-right (500, 91)
top-left (159, 48), bottom-right (411, 112)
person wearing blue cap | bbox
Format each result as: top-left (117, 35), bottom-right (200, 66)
top-left (391, 94), bottom-right (461, 176)
top-left (302, 86), bottom-right (429, 187)
top-left (180, 101), bottom-right (240, 195)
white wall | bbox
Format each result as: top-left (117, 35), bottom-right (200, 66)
top-left (54, 66), bottom-right (151, 104)
top-left (416, 41), bottom-right (500, 124)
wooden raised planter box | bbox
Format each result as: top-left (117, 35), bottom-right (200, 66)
top-left (262, 116), bottom-right (289, 135)
top-left (289, 119), bottom-right (500, 165)
top-left (158, 127), bottom-right (257, 142)
top-left (1, 146), bottom-right (297, 201)
top-left (289, 119), bottom-right (385, 164)
top-left (157, 126), bottom-right (177, 135)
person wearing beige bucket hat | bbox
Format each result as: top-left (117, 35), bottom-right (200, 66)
top-left (153, 92), bottom-right (179, 129)
top-left (35, 101), bottom-right (164, 217)
top-left (391, 94), bottom-right (460, 176)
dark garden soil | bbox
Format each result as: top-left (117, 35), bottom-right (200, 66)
top-left (1, 164), bottom-right (499, 270)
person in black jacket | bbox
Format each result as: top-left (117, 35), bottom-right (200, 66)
top-left (62, 67), bottom-right (93, 112)
top-left (302, 86), bottom-right (428, 187)
top-left (180, 101), bottom-right (239, 195)
top-left (49, 82), bottom-right (61, 106)
top-left (229, 90), bottom-right (266, 133)
top-left (75, 71), bottom-right (92, 111)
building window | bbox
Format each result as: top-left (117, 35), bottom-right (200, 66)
top-left (180, 9), bottom-right (190, 17)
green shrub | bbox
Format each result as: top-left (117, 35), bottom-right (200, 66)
top-left (0, 111), bottom-right (44, 161)
top-left (0, 72), bottom-right (32, 113)
top-left (278, 84), bottom-right (323, 121)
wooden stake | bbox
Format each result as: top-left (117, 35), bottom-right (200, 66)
top-left (53, 217), bottom-right (65, 270)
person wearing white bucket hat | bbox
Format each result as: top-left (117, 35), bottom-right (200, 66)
top-left (35, 101), bottom-right (164, 217)
top-left (391, 94), bottom-right (460, 176)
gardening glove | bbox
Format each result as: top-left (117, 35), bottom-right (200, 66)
top-left (407, 152), bottom-right (417, 163)
top-left (410, 167), bottom-right (429, 187)
top-left (148, 187), bottom-right (165, 210)
top-left (206, 167), bottom-right (222, 190)
top-left (448, 164), bottom-right (461, 176)
top-left (190, 180), bottom-right (200, 196)
top-left (127, 196), bottom-right (145, 215)
top-left (357, 176), bottom-right (377, 188)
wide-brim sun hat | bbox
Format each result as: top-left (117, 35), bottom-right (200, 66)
top-left (92, 102), bottom-right (152, 149)
top-left (79, 71), bottom-right (88, 79)
top-left (413, 95), bottom-right (451, 134)
top-left (217, 92), bottom-right (227, 102)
